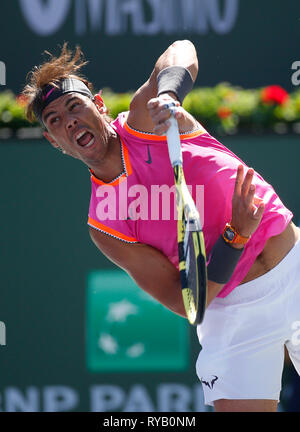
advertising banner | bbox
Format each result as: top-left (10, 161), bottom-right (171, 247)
top-left (0, 0), bottom-right (299, 93)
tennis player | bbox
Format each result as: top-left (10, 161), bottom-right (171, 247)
top-left (23, 41), bottom-right (300, 412)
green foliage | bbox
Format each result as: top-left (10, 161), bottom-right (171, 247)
top-left (0, 91), bottom-right (30, 129)
top-left (183, 83), bottom-right (300, 135)
top-left (102, 88), bottom-right (133, 119)
top-left (1, 83), bottom-right (300, 137)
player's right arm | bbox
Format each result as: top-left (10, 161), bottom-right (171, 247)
top-left (127, 39), bottom-right (198, 134)
top-left (89, 227), bottom-right (186, 317)
top-left (89, 226), bottom-right (225, 318)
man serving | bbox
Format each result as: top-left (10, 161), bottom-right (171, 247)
top-left (23, 40), bottom-right (300, 412)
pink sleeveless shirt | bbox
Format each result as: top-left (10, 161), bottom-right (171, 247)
top-left (88, 112), bottom-right (293, 297)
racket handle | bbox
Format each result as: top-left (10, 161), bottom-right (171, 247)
top-left (166, 115), bottom-right (182, 167)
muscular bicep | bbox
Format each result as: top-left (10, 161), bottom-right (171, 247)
top-left (89, 227), bottom-right (186, 318)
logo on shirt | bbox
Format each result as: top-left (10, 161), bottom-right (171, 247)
top-left (200, 375), bottom-right (218, 389)
top-left (145, 144), bottom-right (152, 164)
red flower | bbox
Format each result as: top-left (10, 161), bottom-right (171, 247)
top-left (261, 85), bottom-right (289, 106)
top-left (217, 106), bottom-right (232, 119)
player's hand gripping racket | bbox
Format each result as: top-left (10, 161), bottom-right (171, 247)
top-left (166, 105), bottom-right (208, 326)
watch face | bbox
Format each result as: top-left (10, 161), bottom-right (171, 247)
top-left (225, 228), bottom-right (235, 241)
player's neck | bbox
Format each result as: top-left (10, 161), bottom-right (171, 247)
top-left (88, 133), bottom-right (124, 183)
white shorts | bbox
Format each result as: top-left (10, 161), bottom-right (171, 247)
top-left (196, 238), bottom-right (300, 407)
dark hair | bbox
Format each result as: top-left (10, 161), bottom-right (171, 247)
top-left (22, 43), bottom-right (93, 123)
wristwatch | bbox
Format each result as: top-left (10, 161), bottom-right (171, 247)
top-left (222, 223), bottom-right (250, 245)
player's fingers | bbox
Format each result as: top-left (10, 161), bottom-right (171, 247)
top-left (153, 120), bottom-right (171, 136)
top-left (174, 107), bottom-right (184, 120)
top-left (151, 107), bottom-right (172, 125)
top-left (253, 196), bottom-right (264, 207)
top-left (244, 184), bottom-right (256, 208)
top-left (147, 98), bottom-right (160, 110)
top-left (234, 165), bottom-right (244, 196)
top-left (241, 168), bottom-right (254, 197)
top-left (252, 201), bottom-right (265, 220)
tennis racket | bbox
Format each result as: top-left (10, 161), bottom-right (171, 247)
top-left (166, 106), bottom-right (207, 326)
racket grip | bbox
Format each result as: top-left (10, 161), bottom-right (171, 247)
top-left (166, 115), bottom-right (182, 167)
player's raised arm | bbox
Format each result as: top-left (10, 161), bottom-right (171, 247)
top-left (150, 38), bottom-right (198, 97)
top-left (127, 40), bottom-right (198, 133)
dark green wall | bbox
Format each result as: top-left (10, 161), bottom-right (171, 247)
top-left (0, 134), bottom-right (299, 411)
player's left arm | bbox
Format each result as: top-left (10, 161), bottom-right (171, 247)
top-left (127, 40), bottom-right (198, 133)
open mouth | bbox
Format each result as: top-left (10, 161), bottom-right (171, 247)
top-left (75, 130), bottom-right (95, 148)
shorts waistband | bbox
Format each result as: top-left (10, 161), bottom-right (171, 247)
top-left (212, 237), bottom-right (300, 306)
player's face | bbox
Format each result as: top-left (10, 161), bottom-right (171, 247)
top-left (42, 93), bottom-right (110, 165)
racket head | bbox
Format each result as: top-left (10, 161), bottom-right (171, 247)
top-left (178, 220), bottom-right (207, 326)
top-left (175, 166), bottom-right (208, 326)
